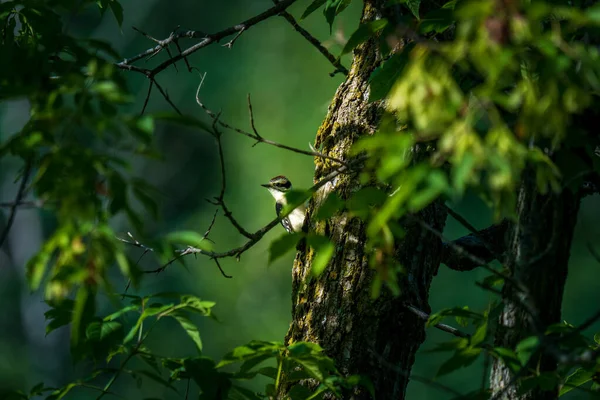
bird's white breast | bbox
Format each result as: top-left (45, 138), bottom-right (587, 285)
top-left (288, 205), bottom-right (307, 232)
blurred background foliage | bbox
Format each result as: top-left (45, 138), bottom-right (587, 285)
top-left (0, 0), bottom-right (599, 399)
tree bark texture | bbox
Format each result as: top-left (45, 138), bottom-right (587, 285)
top-left (278, 1), bottom-right (447, 398)
top-left (490, 168), bottom-right (581, 400)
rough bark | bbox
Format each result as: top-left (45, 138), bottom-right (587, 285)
top-left (277, 1), bottom-right (447, 398)
top-left (490, 168), bottom-right (581, 400)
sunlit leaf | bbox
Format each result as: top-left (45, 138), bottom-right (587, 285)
top-left (341, 19), bottom-right (388, 55)
top-left (165, 231), bottom-right (214, 251)
top-left (436, 347), bottom-right (481, 377)
top-left (301, 0), bottom-right (327, 20)
top-left (315, 192), bottom-right (345, 220)
top-left (306, 234), bottom-right (335, 277)
top-left (172, 313), bottom-right (203, 352)
top-left (324, 0), bottom-right (352, 32)
top-left (268, 232), bottom-right (304, 264)
top-left (560, 367), bottom-right (594, 396)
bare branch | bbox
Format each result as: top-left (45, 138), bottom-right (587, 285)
top-left (247, 93), bottom-right (261, 139)
top-left (272, 0), bottom-right (348, 76)
top-left (117, 0), bottom-right (298, 77)
top-left (213, 258), bottom-right (232, 279)
top-left (210, 118), bottom-right (255, 240)
top-left (0, 199), bottom-right (44, 208)
top-left (0, 159), bottom-right (33, 249)
top-left (195, 74), bottom-right (348, 166)
top-left (152, 78), bottom-right (182, 115)
top-left (222, 26), bottom-right (245, 49)
top-left (140, 80), bottom-right (154, 115)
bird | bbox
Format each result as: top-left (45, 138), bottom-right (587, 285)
top-left (261, 175), bottom-right (306, 233)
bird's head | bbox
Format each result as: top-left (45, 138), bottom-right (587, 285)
top-left (261, 175), bottom-right (292, 201)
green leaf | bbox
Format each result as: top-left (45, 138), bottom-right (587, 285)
top-left (44, 300), bottom-right (74, 335)
top-left (185, 357), bottom-right (232, 398)
top-left (436, 347), bottom-right (481, 377)
top-left (315, 192), bottom-right (345, 220)
top-left (346, 186), bottom-right (388, 217)
top-left (172, 313), bottom-right (203, 352)
top-left (492, 347), bottom-right (521, 374)
top-left (288, 342), bottom-right (336, 382)
top-left (405, 0), bottom-right (421, 20)
top-left (407, 170), bottom-right (448, 212)
top-left (368, 43), bottom-right (414, 102)
top-left (427, 307), bottom-right (484, 328)
top-left (419, 8), bottom-right (454, 34)
top-left (560, 367), bottom-right (594, 396)
top-left (26, 250), bottom-right (51, 291)
top-left (470, 320), bottom-right (487, 346)
top-left (229, 385), bottom-right (263, 400)
top-left (341, 19), bottom-right (389, 55)
top-left (454, 306), bottom-right (471, 327)
top-left (70, 286), bottom-right (95, 349)
top-left (283, 189), bottom-right (311, 213)
top-left (515, 336), bottom-right (539, 366)
top-left (324, 0), bottom-right (352, 32)
top-left (86, 321), bottom-right (122, 342)
top-left (268, 232), bottom-right (304, 264)
top-left (123, 303), bottom-right (174, 344)
top-left (301, 0), bottom-right (327, 20)
top-left (165, 231), bottom-right (213, 251)
top-left (306, 234), bottom-right (335, 277)
top-left (217, 340), bottom-right (283, 368)
top-left (109, 0), bottom-right (123, 26)
top-left (46, 383), bottom-right (76, 400)
top-left (236, 354), bottom-right (276, 376)
top-left (104, 305), bottom-right (139, 321)
top-left (181, 295), bottom-right (216, 316)
top-left (452, 152), bottom-right (476, 195)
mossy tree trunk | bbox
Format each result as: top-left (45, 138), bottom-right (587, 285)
top-left (277, 1), bottom-right (448, 398)
top-left (490, 169), bottom-right (581, 400)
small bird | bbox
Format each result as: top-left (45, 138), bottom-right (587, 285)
top-left (261, 175), bottom-right (306, 233)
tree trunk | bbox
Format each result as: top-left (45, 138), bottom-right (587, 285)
top-left (278, 1), bottom-right (447, 398)
top-left (490, 168), bottom-right (580, 399)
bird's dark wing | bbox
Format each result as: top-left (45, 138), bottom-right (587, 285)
top-left (275, 202), bottom-right (293, 233)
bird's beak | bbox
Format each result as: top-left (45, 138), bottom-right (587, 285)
top-left (261, 183), bottom-right (271, 188)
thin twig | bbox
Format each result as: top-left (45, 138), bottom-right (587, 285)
top-left (195, 74), bottom-right (348, 166)
top-left (272, 0), bottom-right (348, 75)
top-left (404, 304), bottom-right (470, 339)
top-left (222, 26), bottom-right (245, 48)
top-left (152, 78), bottom-right (181, 115)
top-left (0, 159), bottom-right (33, 249)
top-left (213, 258), bottom-right (232, 278)
top-left (0, 199), bottom-right (44, 208)
top-left (247, 93), bottom-right (261, 139)
top-left (210, 121), bottom-right (255, 239)
top-left (117, 0), bottom-right (298, 77)
top-left (140, 80), bottom-right (154, 115)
